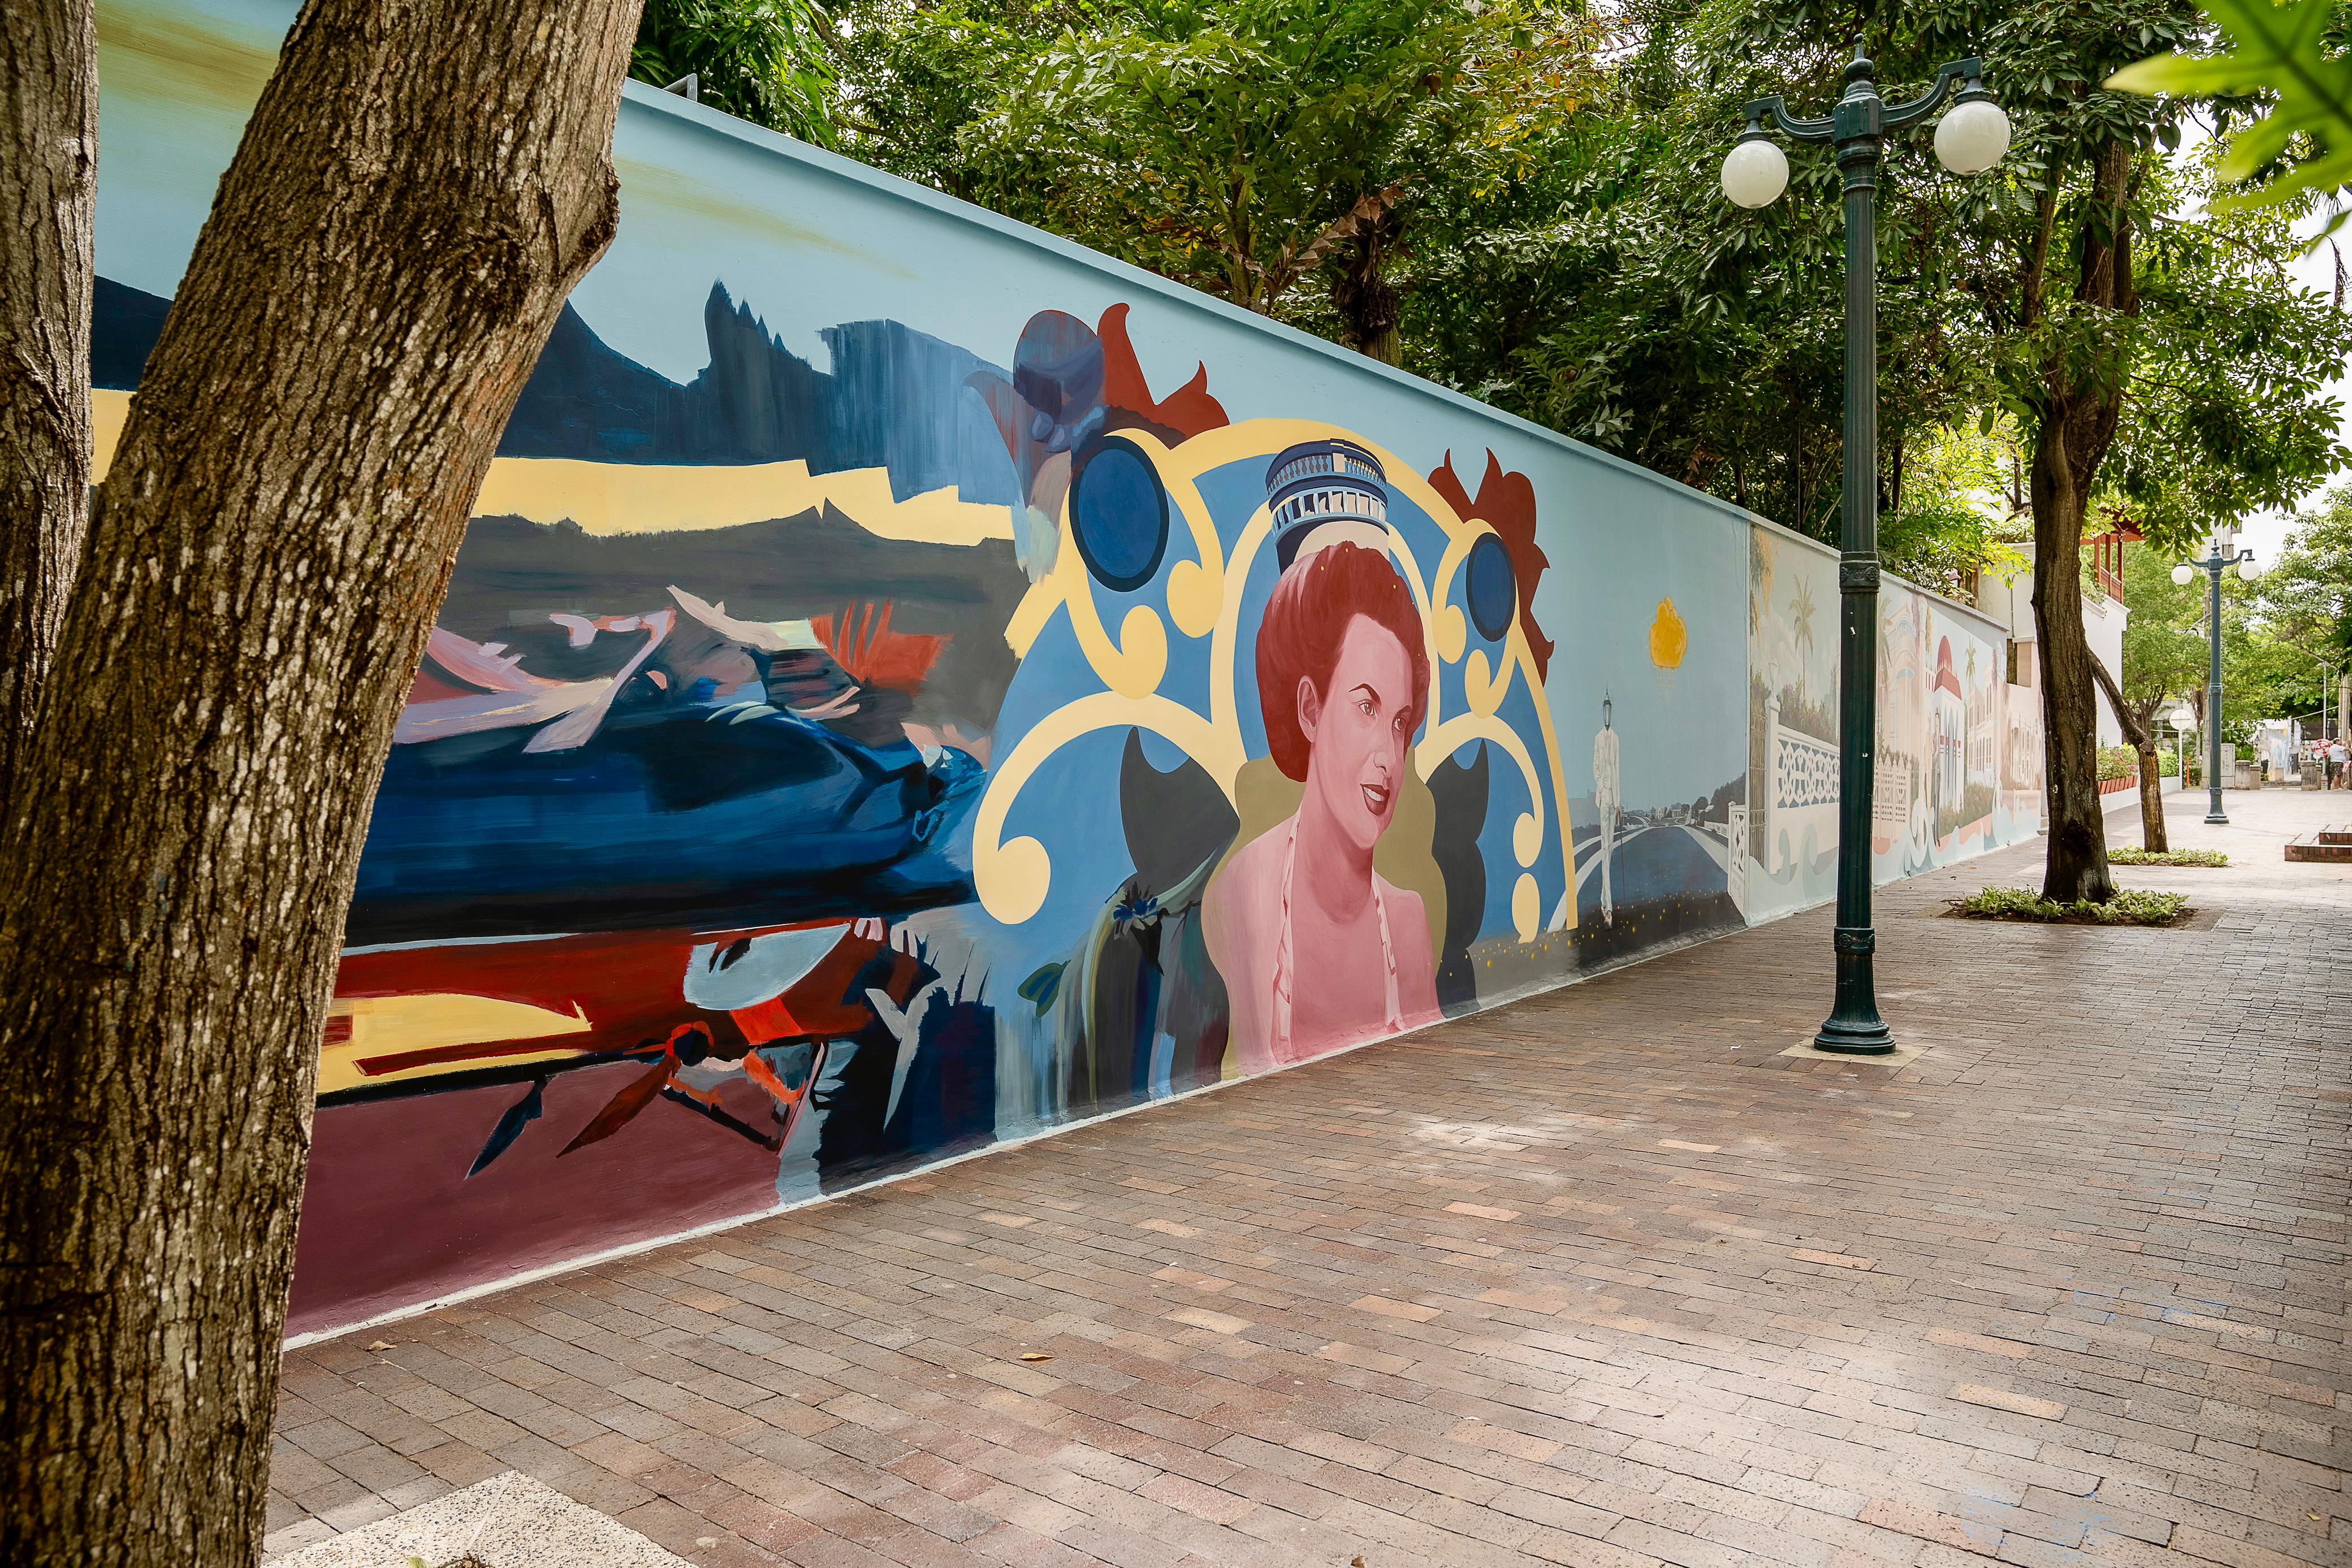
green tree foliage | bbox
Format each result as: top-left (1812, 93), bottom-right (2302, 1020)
top-left (1399, 1), bottom-right (2349, 557)
top-left (2213, 577), bottom-right (2319, 727)
top-left (1877, 418), bottom-right (2029, 597)
top-left (2108, 0), bottom-right (2352, 233)
top-left (2257, 479), bottom-right (2352, 662)
top-left (994, 1), bottom-right (1596, 341)
top-left (2091, 152), bottom-right (2351, 548)
top-left (827, 0), bottom-right (1045, 199)
top-left (633, 0), bottom-right (842, 147)
top-left (2115, 540), bottom-right (2212, 713)
top-left (835, 0), bottom-right (1603, 359)
top-left (2125, 538), bottom-right (2328, 732)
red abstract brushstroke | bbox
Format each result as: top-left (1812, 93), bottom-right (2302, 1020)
top-left (406, 664), bottom-right (478, 705)
top-left (810, 601), bottom-right (948, 692)
top-left (1428, 450), bottom-right (1555, 680)
top-left (1098, 303), bottom-right (1228, 441)
top-left (335, 928), bottom-right (707, 1064)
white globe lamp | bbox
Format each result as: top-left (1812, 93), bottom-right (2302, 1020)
top-left (1935, 96), bottom-right (2011, 175)
top-left (2236, 555), bottom-right (2262, 582)
top-left (1722, 137), bottom-right (1789, 209)
top-left (2171, 562), bottom-right (2195, 586)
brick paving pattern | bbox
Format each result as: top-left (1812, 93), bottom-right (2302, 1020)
top-left (269, 789), bottom-right (2351, 1567)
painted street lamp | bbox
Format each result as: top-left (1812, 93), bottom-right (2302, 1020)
top-left (2173, 534), bottom-right (2259, 823)
top-left (1721, 38), bottom-right (2009, 1056)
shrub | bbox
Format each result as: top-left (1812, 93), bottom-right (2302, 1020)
top-left (2107, 846), bottom-right (2226, 866)
top-left (2097, 744), bottom-right (2139, 782)
top-left (1949, 886), bottom-right (2189, 925)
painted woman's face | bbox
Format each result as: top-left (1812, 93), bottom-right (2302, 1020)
top-left (1299, 614), bottom-right (1416, 855)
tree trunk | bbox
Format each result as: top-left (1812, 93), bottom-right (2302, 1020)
top-left (0, 0), bottom-right (639, 1562)
top-left (2030, 421), bottom-right (2116, 896)
top-left (0, 0), bottom-right (97, 825)
top-left (2132, 743), bottom-right (2165, 850)
top-left (2087, 652), bottom-right (2168, 853)
top-left (1332, 214), bottom-right (1402, 365)
top-left (2027, 141), bottom-right (2137, 903)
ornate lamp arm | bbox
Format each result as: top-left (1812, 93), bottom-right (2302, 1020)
top-left (1885, 57), bottom-right (1986, 131)
top-left (1743, 95), bottom-right (1834, 145)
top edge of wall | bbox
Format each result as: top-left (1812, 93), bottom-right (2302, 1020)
top-left (619, 86), bottom-right (1768, 515)
top-left (621, 83), bottom-right (2008, 647)
top-left (1748, 511), bottom-right (2011, 644)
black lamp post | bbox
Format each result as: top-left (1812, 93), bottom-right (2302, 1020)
top-left (1720, 38), bottom-right (2010, 1055)
top-left (2172, 534), bottom-right (2260, 824)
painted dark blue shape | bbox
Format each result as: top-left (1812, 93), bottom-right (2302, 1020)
top-left (466, 1080), bottom-right (546, 1178)
top-left (1070, 438), bottom-right (1169, 592)
top-left (92, 277), bottom-right (171, 390)
top-left (1466, 532), bottom-right (1517, 643)
top-left (349, 704), bottom-right (983, 945)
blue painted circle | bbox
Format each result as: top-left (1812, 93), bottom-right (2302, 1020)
top-left (1465, 532), bottom-right (1516, 642)
top-left (1070, 439), bottom-right (1170, 593)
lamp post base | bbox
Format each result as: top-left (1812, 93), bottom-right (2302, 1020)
top-left (1814, 930), bottom-right (1896, 1054)
top-left (1813, 1015), bottom-right (1897, 1054)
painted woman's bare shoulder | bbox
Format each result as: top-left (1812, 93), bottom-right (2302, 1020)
top-left (1221, 824), bottom-right (1287, 893)
top-left (1374, 874), bottom-right (1427, 922)
top-left (1204, 826), bottom-right (1283, 973)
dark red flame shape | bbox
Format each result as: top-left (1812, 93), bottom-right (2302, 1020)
top-left (1427, 451), bottom-right (1554, 680)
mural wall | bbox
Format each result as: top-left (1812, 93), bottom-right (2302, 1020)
top-left (1745, 529), bottom-right (1842, 920)
top-left (1751, 533), bottom-right (2045, 907)
top-left (1874, 580), bottom-right (2037, 878)
top-left (97, 0), bottom-right (2036, 1338)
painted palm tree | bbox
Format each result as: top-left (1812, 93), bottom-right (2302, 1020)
top-left (1789, 575), bottom-right (1818, 686)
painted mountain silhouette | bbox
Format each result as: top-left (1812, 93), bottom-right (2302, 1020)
top-left (92, 276), bottom-right (1019, 507)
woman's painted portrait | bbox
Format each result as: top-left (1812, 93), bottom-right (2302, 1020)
top-left (1204, 538), bottom-right (1442, 1070)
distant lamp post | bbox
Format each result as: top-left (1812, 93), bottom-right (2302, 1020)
top-left (2171, 703), bottom-right (2196, 792)
top-left (1720, 39), bottom-right (2009, 1056)
top-left (2178, 533), bottom-right (2259, 823)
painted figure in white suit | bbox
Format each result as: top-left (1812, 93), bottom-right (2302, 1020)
top-left (1593, 694), bottom-right (1620, 926)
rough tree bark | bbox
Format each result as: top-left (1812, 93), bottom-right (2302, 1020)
top-left (1332, 211), bottom-right (1404, 366)
top-left (2026, 141), bottom-right (2137, 903)
top-left (0, 0), bottom-right (97, 824)
top-left (2087, 652), bottom-right (2169, 853)
top-left (0, 0), bottom-right (641, 1562)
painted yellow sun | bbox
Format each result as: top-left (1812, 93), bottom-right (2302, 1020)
top-left (1649, 598), bottom-right (1688, 669)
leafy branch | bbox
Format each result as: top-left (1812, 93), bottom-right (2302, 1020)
top-left (2108, 0), bottom-right (2352, 229)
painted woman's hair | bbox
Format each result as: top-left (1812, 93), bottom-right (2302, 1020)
top-left (1256, 541), bottom-right (1430, 782)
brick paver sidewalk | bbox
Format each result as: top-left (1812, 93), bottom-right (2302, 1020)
top-left (268, 790), bottom-right (2351, 1567)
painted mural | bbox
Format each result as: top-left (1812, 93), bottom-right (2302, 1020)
top-left (1745, 529), bottom-right (1841, 920)
top-left (99, 0), bottom-right (2034, 1338)
top-left (1875, 582), bottom-right (2010, 878)
top-left (1530, 471), bottom-right (1747, 980)
top-left (2001, 679), bottom-right (2047, 837)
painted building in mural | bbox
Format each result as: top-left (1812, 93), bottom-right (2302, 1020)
top-left (97, 0), bottom-right (2037, 1339)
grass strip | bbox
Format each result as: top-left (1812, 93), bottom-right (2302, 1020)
top-left (1949, 886), bottom-right (2190, 925)
top-left (2106, 846), bottom-right (2228, 867)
